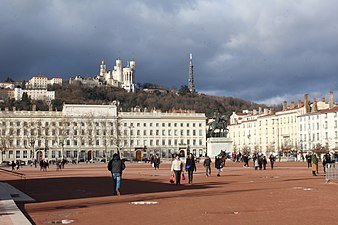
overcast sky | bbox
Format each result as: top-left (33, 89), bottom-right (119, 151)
top-left (1, 0), bottom-right (338, 105)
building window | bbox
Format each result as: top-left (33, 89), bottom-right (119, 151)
top-left (16, 151), bottom-right (20, 158)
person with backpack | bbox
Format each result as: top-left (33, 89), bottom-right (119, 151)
top-left (108, 153), bottom-right (126, 196)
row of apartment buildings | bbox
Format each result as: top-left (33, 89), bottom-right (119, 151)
top-left (229, 91), bottom-right (338, 155)
top-left (0, 76), bottom-right (62, 101)
top-left (0, 103), bottom-right (207, 164)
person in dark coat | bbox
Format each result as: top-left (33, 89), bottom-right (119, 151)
top-left (108, 153), bottom-right (126, 195)
top-left (215, 155), bottom-right (223, 176)
top-left (323, 152), bottom-right (331, 173)
top-left (306, 153), bottom-right (312, 168)
top-left (11, 161), bottom-right (16, 170)
top-left (269, 154), bottom-right (276, 169)
top-left (154, 155), bottom-right (160, 170)
top-left (262, 156), bottom-right (267, 170)
top-left (185, 153), bottom-right (197, 184)
top-left (203, 156), bottom-right (212, 176)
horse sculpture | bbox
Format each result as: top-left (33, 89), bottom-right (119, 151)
top-left (208, 113), bottom-right (229, 137)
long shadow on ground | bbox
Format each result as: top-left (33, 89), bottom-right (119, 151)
top-left (5, 176), bottom-right (229, 203)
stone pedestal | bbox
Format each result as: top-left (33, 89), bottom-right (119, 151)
top-left (206, 137), bottom-right (233, 158)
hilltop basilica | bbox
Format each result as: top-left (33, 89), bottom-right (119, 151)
top-left (96, 58), bottom-right (136, 92)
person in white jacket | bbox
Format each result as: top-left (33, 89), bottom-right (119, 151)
top-left (171, 154), bottom-right (184, 185)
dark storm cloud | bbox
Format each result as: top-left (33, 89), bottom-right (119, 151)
top-left (1, 0), bottom-right (338, 104)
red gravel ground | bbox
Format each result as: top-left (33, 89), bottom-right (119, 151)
top-left (1, 161), bottom-right (337, 225)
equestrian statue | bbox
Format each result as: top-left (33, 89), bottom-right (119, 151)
top-left (207, 112), bottom-right (229, 138)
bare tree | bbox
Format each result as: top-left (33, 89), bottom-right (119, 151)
top-left (24, 119), bottom-right (40, 163)
top-left (0, 121), bottom-right (12, 163)
top-left (56, 118), bottom-right (69, 160)
top-left (83, 113), bottom-right (95, 162)
top-left (101, 116), bottom-right (114, 162)
top-left (241, 145), bottom-right (251, 155)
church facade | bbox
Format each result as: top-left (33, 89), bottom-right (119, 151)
top-left (97, 58), bottom-right (136, 92)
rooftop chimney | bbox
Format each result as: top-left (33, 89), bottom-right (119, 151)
top-left (298, 100), bottom-right (302, 108)
top-left (322, 97), bottom-right (326, 102)
top-left (258, 107), bottom-right (262, 114)
top-left (282, 101), bottom-right (287, 111)
top-left (329, 91), bottom-right (334, 109)
top-left (32, 104), bottom-right (36, 111)
top-left (311, 98), bottom-right (318, 113)
top-left (304, 94), bottom-right (310, 113)
top-left (264, 108), bottom-right (268, 114)
top-left (290, 101), bottom-right (295, 109)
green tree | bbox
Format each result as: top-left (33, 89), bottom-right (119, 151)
top-left (178, 85), bottom-right (191, 96)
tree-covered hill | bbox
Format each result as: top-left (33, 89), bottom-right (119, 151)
top-left (53, 83), bottom-right (269, 117)
top-left (0, 83), bottom-right (274, 117)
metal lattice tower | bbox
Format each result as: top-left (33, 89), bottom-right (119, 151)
top-left (188, 53), bottom-right (195, 92)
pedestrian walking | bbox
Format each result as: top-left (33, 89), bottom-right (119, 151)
top-left (215, 155), bottom-right (223, 176)
top-left (108, 153), bottom-right (126, 195)
top-left (262, 156), bottom-right (267, 170)
top-left (11, 161), bottom-right (16, 171)
top-left (306, 153), bottom-right (312, 168)
top-left (154, 155), bottom-right (160, 170)
top-left (171, 154), bottom-right (184, 185)
top-left (322, 152), bottom-right (331, 173)
top-left (203, 155), bottom-right (212, 176)
top-left (258, 154), bottom-right (263, 170)
top-left (242, 153), bottom-right (249, 167)
top-left (269, 154), bottom-right (276, 169)
top-left (312, 153), bottom-right (319, 176)
top-left (16, 160), bottom-right (20, 170)
top-left (185, 153), bottom-right (196, 184)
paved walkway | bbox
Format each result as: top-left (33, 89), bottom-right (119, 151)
top-left (0, 182), bottom-right (35, 225)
